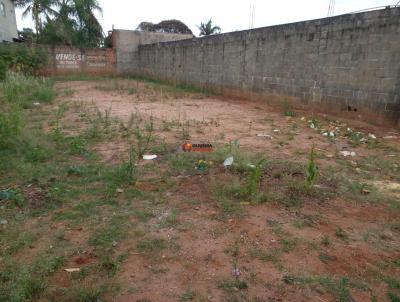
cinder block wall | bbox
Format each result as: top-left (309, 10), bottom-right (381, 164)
top-left (133, 8), bottom-right (400, 126)
top-left (113, 30), bottom-right (193, 74)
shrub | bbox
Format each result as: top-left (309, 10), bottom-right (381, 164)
top-left (0, 44), bottom-right (47, 80)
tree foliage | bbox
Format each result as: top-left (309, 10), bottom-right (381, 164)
top-left (137, 19), bottom-right (193, 35)
top-left (198, 19), bottom-right (221, 36)
top-left (16, 0), bottom-right (104, 47)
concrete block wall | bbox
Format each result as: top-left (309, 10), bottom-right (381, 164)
top-left (133, 7), bottom-right (400, 126)
top-left (113, 30), bottom-right (193, 74)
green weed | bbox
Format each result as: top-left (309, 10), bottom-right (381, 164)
top-left (306, 146), bottom-right (318, 188)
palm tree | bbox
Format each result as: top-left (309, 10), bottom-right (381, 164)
top-left (197, 19), bottom-right (221, 36)
top-left (70, 0), bottom-right (104, 46)
top-left (15, 0), bottom-right (57, 35)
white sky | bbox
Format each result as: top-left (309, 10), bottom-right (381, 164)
top-left (16, 0), bottom-right (396, 36)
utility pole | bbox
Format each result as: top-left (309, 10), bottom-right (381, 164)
top-left (327, 0), bottom-right (336, 17)
top-left (249, 3), bottom-right (255, 29)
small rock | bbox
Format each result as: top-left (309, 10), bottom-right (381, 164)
top-left (340, 151), bottom-right (356, 157)
top-left (65, 268), bottom-right (81, 273)
top-left (256, 134), bottom-right (273, 139)
top-left (112, 241), bottom-right (118, 247)
top-left (223, 157), bottom-right (234, 167)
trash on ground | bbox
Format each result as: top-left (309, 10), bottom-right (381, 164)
top-left (116, 188), bottom-right (124, 193)
top-left (0, 189), bottom-right (16, 201)
top-left (0, 219), bottom-right (8, 225)
top-left (65, 268), bottom-right (81, 273)
top-left (224, 157), bottom-right (234, 167)
top-left (368, 133), bottom-right (377, 139)
top-left (232, 268), bottom-right (241, 277)
top-left (257, 134), bottom-right (273, 139)
top-left (340, 151), bottom-right (356, 157)
top-left (196, 160), bottom-right (208, 172)
top-left (112, 240), bottom-right (118, 247)
top-left (273, 129), bottom-right (280, 133)
top-left (362, 188), bottom-right (372, 195)
top-left (143, 155), bottom-right (157, 160)
top-left (33, 102), bottom-right (41, 106)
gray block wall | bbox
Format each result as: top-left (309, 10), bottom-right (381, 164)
top-left (113, 30), bottom-right (193, 74)
top-left (131, 7), bottom-right (400, 126)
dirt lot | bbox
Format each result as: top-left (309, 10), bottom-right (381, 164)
top-left (1, 77), bottom-right (399, 302)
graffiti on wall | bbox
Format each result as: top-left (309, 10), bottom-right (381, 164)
top-left (55, 53), bottom-right (83, 69)
top-left (42, 46), bottom-right (115, 74)
top-left (55, 52), bottom-right (109, 69)
top-left (86, 54), bottom-right (107, 68)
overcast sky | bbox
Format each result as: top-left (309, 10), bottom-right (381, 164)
top-left (16, 0), bottom-right (396, 36)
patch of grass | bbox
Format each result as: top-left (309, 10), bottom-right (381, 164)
top-left (218, 279), bottom-right (248, 294)
top-left (128, 75), bottom-right (216, 96)
top-left (280, 238), bottom-right (298, 253)
top-left (306, 146), bottom-right (318, 188)
top-left (246, 158), bottom-right (267, 202)
top-left (335, 227), bottom-right (349, 241)
top-left (179, 290), bottom-right (204, 301)
top-left (4, 231), bottom-right (38, 255)
top-left (3, 72), bottom-right (55, 108)
top-left (321, 235), bottom-right (331, 247)
top-left (66, 286), bottom-right (105, 302)
top-left (33, 253), bottom-right (65, 274)
top-left (99, 253), bottom-right (127, 277)
top-left (161, 208), bottom-right (180, 228)
top-left (137, 238), bottom-right (166, 254)
top-left (89, 215), bottom-right (129, 249)
top-left (283, 101), bottom-right (296, 117)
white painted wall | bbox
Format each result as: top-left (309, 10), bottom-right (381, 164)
top-left (0, 0), bottom-right (18, 42)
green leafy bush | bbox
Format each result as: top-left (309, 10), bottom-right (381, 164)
top-left (0, 44), bottom-right (47, 80)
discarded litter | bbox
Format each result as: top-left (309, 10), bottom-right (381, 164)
top-left (195, 160), bottom-right (208, 172)
top-left (273, 129), bottom-right (280, 133)
top-left (143, 155), bottom-right (157, 160)
top-left (0, 219), bottom-right (8, 225)
top-left (224, 157), bottom-right (234, 167)
top-left (65, 268), bottom-right (81, 273)
top-left (116, 188), bottom-right (124, 194)
top-left (0, 189), bottom-right (16, 201)
top-left (33, 102), bottom-right (41, 106)
top-left (368, 133), bottom-right (377, 140)
top-left (232, 268), bottom-right (241, 277)
top-left (257, 134), bottom-right (273, 139)
top-left (340, 151), bottom-right (356, 157)
top-left (112, 240), bottom-right (118, 247)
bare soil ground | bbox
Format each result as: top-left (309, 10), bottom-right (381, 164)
top-left (1, 77), bottom-right (399, 302)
